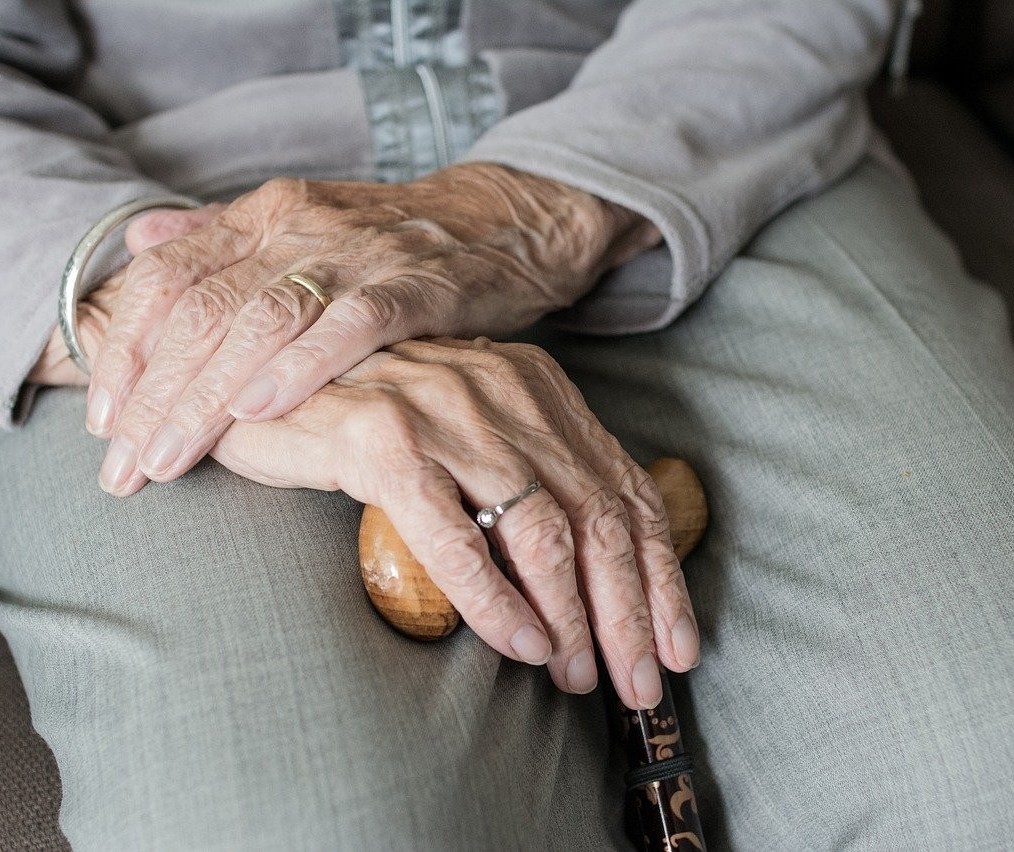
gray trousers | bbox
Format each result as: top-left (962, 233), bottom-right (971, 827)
top-left (2, 160), bottom-right (1012, 850)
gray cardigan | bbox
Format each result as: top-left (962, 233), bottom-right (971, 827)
top-left (0, 0), bottom-right (897, 429)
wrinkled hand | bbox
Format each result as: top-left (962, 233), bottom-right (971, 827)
top-left (84, 164), bottom-right (660, 497)
top-left (211, 337), bottom-right (700, 709)
top-left (30, 269), bottom-right (124, 388)
top-left (29, 204), bottom-right (223, 387)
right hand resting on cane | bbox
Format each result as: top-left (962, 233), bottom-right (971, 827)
top-left (211, 337), bottom-right (701, 710)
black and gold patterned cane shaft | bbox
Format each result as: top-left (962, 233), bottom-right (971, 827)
top-left (615, 669), bottom-right (705, 851)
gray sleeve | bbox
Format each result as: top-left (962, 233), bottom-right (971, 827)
top-left (0, 2), bottom-right (168, 429)
top-left (464, 0), bottom-right (897, 334)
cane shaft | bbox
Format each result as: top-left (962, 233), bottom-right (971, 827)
top-left (617, 670), bottom-right (705, 851)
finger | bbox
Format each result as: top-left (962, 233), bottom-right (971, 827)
top-left (516, 343), bottom-right (701, 675)
top-left (86, 209), bottom-right (264, 438)
top-left (454, 429), bottom-right (656, 707)
top-left (605, 455), bottom-right (700, 673)
top-left (124, 204), bottom-right (227, 255)
top-left (372, 459), bottom-right (553, 668)
top-left (135, 277), bottom-right (328, 482)
top-left (550, 472), bottom-right (663, 709)
top-left (455, 459), bottom-right (597, 697)
top-left (229, 276), bottom-right (433, 422)
top-left (502, 447), bottom-right (660, 709)
top-left (374, 345), bottom-right (652, 705)
top-left (390, 338), bottom-right (663, 708)
top-left (97, 251), bottom-right (286, 496)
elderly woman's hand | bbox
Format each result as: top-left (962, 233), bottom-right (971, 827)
top-left (209, 337), bottom-right (700, 710)
top-left (29, 203), bottom-right (223, 387)
top-left (85, 164), bottom-right (660, 496)
top-left (30, 269), bottom-right (124, 388)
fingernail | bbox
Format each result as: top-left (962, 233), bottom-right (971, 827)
top-left (672, 613), bottom-right (701, 670)
top-left (566, 648), bottom-right (598, 693)
top-left (99, 436), bottom-right (137, 493)
top-left (87, 387), bottom-right (114, 436)
top-left (230, 375), bottom-right (278, 419)
top-left (510, 625), bottom-right (552, 666)
top-left (632, 653), bottom-right (663, 709)
top-left (140, 423), bottom-right (186, 475)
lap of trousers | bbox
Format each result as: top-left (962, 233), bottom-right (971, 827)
top-left (1, 159), bottom-right (1012, 851)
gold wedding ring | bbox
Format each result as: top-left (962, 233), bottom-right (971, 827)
top-left (283, 273), bottom-right (332, 310)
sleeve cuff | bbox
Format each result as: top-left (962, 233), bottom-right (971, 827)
top-left (1, 194), bottom-right (184, 430)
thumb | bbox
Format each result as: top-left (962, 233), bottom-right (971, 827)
top-left (124, 203), bottom-right (226, 255)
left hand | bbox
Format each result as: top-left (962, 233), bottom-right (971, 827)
top-left (86, 164), bottom-right (660, 497)
top-left (210, 336), bottom-right (701, 709)
top-left (30, 269), bottom-right (124, 388)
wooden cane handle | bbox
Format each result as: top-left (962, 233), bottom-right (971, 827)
top-left (359, 458), bottom-right (708, 641)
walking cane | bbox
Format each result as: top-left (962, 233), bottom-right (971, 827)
top-left (359, 458), bottom-right (708, 851)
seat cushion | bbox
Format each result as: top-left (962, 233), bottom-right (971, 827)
top-left (0, 635), bottom-right (67, 850)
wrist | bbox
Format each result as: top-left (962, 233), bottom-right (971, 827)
top-left (462, 162), bottom-right (661, 280)
top-left (594, 194), bottom-right (664, 274)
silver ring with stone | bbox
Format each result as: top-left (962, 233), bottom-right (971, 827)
top-left (475, 481), bottom-right (542, 529)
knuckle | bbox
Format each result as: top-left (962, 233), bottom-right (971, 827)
top-left (257, 177), bottom-right (309, 210)
top-left (280, 337), bottom-right (335, 375)
top-left (128, 242), bottom-right (198, 296)
top-left (468, 581), bottom-right (519, 632)
top-left (336, 287), bottom-right (400, 336)
top-left (381, 407), bottom-right (419, 450)
top-left (239, 286), bottom-right (306, 337)
top-left (550, 608), bottom-right (590, 646)
top-left (467, 348), bottom-right (527, 393)
top-left (118, 392), bottom-right (172, 435)
top-left (349, 395), bottom-right (420, 457)
top-left (403, 361), bottom-right (470, 400)
top-left (429, 525), bottom-right (491, 588)
top-left (619, 464), bottom-right (670, 541)
top-left (647, 560), bottom-right (687, 606)
top-left (179, 384), bottom-right (226, 421)
top-left (581, 489), bottom-right (633, 554)
top-left (168, 284), bottom-right (234, 340)
top-left (512, 511), bottom-right (574, 579)
top-left (506, 344), bottom-right (584, 404)
top-left (502, 342), bottom-right (557, 379)
top-left (98, 339), bottom-right (145, 382)
top-left (128, 246), bottom-right (173, 283)
top-left (605, 606), bottom-right (654, 644)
